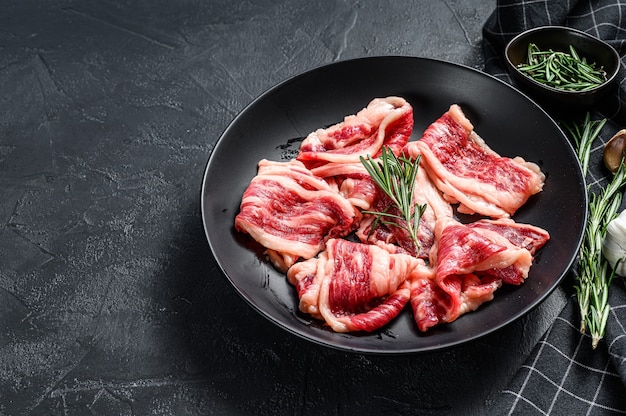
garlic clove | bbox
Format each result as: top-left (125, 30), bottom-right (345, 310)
top-left (602, 209), bottom-right (626, 276)
top-left (603, 129), bottom-right (626, 174)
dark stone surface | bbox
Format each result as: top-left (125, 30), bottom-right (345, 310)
top-left (0, 1), bottom-right (568, 415)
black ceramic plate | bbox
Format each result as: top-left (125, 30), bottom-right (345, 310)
top-left (201, 56), bottom-right (587, 354)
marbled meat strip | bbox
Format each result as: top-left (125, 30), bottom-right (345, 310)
top-left (467, 218), bottom-right (550, 255)
top-left (406, 104), bottom-right (545, 218)
top-left (433, 218), bottom-right (533, 286)
top-left (410, 217), bottom-right (534, 330)
top-left (310, 161), bottom-right (381, 210)
top-left (410, 271), bottom-right (501, 332)
top-left (287, 239), bottom-right (419, 332)
top-left (297, 96), bottom-right (414, 168)
top-left (235, 159), bottom-right (360, 271)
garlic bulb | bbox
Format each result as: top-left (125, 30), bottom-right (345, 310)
top-left (602, 209), bottom-right (626, 276)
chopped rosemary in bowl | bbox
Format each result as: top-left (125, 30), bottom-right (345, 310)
top-left (517, 43), bottom-right (607, 92)
top-left (505, 26), bottom-right (620, 110)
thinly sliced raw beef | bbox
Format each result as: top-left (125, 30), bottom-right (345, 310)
top-left (297, 97), bottom-right (414, 168)
top-left (467, 218), bottom-right (549, 284)
top-left (410, 217), bottom-right (533, 330)
top-left (355, 162), bottom-right (453, 259)
top-left (467, 218), bottom-right (550, 255)
top-left (406, 104), bottom-right (545, 218)
top-left (433, 218), bottom-right (533, 286)
top-left (287, 239), bottom-right (418, 332)
top-left (234, 97), bottom-right (552, 335)
top-left (410, 271), bottom-right (501, 332)
top-left (235, 159), bottom-right (360, 272)
top-left (310, 162), bottom-right (381, 210)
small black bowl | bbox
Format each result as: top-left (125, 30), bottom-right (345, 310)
top-left (505, 26), bottom-right (620, 112)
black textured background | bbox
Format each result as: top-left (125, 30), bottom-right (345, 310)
top-left (0, 1), bottom-right (570, 415)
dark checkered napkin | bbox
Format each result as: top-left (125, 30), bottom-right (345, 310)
top-left (490, 293), bottom-right (626, 415)
top-left (482, 0), bottom-right (626, 414)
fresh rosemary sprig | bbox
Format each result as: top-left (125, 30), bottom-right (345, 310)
top-left (359, 147), bottom-right (427, 252)
top-left (565, 115), bottom-right (626, 348)
top-left (517, 43), bottom-right (607, 92)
